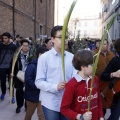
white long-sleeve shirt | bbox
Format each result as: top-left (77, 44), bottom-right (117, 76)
top-left (35, 47), bottom-right (77, 112)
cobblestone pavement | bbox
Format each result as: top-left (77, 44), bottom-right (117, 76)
top-left (0, 88), bottom-right (120, 120)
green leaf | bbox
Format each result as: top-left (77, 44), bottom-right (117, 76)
top-left (61, 0), bottom-right (78, 81)
top-left (88, 15), bottom-right (117, 111)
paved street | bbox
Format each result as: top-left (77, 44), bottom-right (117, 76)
top-left (0, 88), bottom-right (45, 120)
top-left (0, 87), bottom-right (120, 120)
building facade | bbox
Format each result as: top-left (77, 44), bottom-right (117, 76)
top-left (101, 0), bottom-right (120, 40)
top-left (68, 15), bottom-right (102, 39)
top-left (0, 0), bottom-right (55, 39)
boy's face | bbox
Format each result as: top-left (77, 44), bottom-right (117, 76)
top-left (2, 36), bottom-right (10, 44)
top-left (83, 64), bottom-right (93, 76)
top-left (51, 30), bottom-right (62, 50)
top-left (51, 30), bottom-right (68, 51)
top-left (21, 42), bottom-right (29, 53)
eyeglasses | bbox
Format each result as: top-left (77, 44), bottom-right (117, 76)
top-left (54, 36), bottom-right (68, 39)
top-left (22, 45), bottom-right (29, 47)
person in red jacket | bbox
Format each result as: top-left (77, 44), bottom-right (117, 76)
top-left (60, 50), bottom-right (104, 120)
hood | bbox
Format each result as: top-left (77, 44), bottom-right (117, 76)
top-left (28, 59), bottom-right (37, 65)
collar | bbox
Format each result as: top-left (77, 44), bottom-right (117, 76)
top-left (74, 74), bottom-right (92, 89)
top-left (74, 73), bottom-right (92, 82)
top-left (20, 51), bottom-right (29, 56)
top-left (51, 47), bottom-right (66, 56)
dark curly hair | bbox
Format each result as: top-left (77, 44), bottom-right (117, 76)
top-left (20, 39), bottom-right (30, 45)
top-left (51, 25), bottom-right (63, 37)
top-left (2, 32), bottom-right (11, 38)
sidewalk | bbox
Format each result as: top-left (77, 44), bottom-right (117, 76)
top-left (0, 88), bottom-right (45, 120)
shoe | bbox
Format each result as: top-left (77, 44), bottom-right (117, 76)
top-left (16, 107), bottom-right (21, 113)
top-left (11, 97), bottom-right (15, 104)
top-left (0, 94), bottom-right (5, 100)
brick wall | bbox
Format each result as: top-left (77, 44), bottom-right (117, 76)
top-left (0, 0), bottom-right (54, 39)
top-left (0, 5), bottom-right (13, 33)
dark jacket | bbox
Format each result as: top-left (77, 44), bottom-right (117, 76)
top-left (101, 55), bottom-right (120, 81)
top-left (13, 51), bottom-right (30, 88)
top-left (13, 53), bottom-right (23, 88)
top-left (24, 59), bottom-right (40, 102)
top-left (0, 42), bottom-right (17, 68)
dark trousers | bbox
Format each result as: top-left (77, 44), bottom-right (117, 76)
top-left (0, 68), bottom-right (10, 94)
top-left (16, 88), bottom-right (24, 108)
top-left (108, 96), bottom-right (120, 120)
top-left (103, 108), bottom-right (106, 116)
top-left (24, 101), bottom-right (44, 120)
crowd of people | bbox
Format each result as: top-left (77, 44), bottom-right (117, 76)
top-left (0, 25), bottom-right (120, 120)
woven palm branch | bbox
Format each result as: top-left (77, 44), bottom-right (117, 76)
top-left (10, 46), bottom-right (22, 104)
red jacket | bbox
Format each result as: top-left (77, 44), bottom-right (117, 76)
top-left (60, 76), bottom-right (103, 120)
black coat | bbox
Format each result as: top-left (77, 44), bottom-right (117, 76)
top-left (101, 56), bottom-right (120, 81)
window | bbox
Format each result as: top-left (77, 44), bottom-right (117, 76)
top-left (40, 0), bottom-right (42, 3)
top-left (84, 30), bottom-right (87, 36)
top-left (40, 25), bottom-right (43, 35)
top-left (94, 30), bottom-right (97, 36)
top-left (79, 22), bottom-right (81, 27)
top-left (85, 22), bottom-right (87, 26)
top-left (94, 21), bottom-right (97, 26)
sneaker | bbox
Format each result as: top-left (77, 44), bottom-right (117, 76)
top-left (16, 107), bottom-right (21, 113)
top-left (11, 97), bottom-right (15, 104)
top-left (0, 94), bottom-right (5, 100)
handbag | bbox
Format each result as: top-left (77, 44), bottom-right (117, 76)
top-left (16, 70), bottom-right (25, 82)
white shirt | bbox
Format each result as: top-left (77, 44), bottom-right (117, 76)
top-left (35, 47), bottom-right (77, 112)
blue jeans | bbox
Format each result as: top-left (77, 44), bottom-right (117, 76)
top-left (108, 96), bottom-right (120, 120)
top-left (42, 106), bottom-right (69, 120)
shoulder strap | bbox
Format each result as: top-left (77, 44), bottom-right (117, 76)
top-left (0, 43), bottom-right (12, 65)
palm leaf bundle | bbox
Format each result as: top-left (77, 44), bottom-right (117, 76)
top-left (10, 46), bottom-right (22, 104)
top-left (88, 15), bottom-right (116, 111)
top-left (61, 0), bottom-right (78, 82)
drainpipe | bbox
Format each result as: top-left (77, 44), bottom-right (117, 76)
top-left (34, 0), bottom-right (36, 40)
top-left (45, 0), bottom-right (47, 35)
top-left (13, 0), bottom-right (15, 38)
